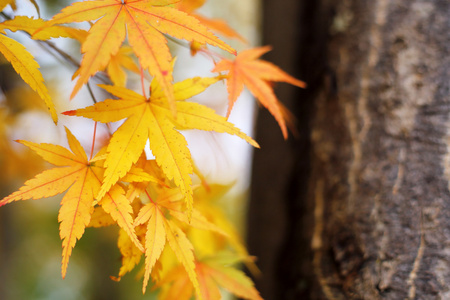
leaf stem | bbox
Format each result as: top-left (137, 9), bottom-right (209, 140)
top-left (90, 121), bottom-right (97, 160)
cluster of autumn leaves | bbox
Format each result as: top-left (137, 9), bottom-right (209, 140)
top-left (0, 0), bottom-right (305, 299)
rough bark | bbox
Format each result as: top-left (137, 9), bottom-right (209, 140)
top-left (249, 0), bottom-right (450, 299)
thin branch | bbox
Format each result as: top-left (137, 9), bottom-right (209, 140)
top-left (89, 121), bottom-right (97, 161)
top-left (86, 81), bottom-right (98, 104)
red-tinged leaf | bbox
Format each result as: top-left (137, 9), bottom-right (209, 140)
top-left (62, 110), bottom-right (77, 116)
top-left (241, 72), bottom-right (289, 138)
top-left (212, 46), bottom-right (306, 139)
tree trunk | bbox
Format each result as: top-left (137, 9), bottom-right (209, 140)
top-left (248, 0), bottom-right (450, 299)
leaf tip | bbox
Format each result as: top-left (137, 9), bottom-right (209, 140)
top-left (62, 110), bottom-right (77, 116)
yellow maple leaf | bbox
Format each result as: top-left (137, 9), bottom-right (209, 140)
top-left (0, 127), bottom-right (144, 278)
top-left (113, 181), bottom-right (228, 295)
top-left (0, 31), bottom-right (57, 122)
top-left (41, 0), bottom-right (236, 115)
top-left (212, 46), bottom-right (306, 139)
top-left (132, 188), bottom-right (204, 295)
top-left (0, 16), bottom-right (83, 40)
top-left (63, 76), bottom-right (259, 216)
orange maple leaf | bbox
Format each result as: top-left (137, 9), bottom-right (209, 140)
top-left (0, 128), bottom-right (145, 278)
top-left (212, 46), bottom-right (306, 139)
top-left (41, 0), bottom-right (236, 114)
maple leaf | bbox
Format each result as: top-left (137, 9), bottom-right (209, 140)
top-left (0, 127), bottom-right (144, 278)
top-left (63, 76), bottom-right (259, 216)
top-left (42, 0), bottom-right (236, 114)
top-left (212, 45), bottom-right (306, 139)
top-left (158, 253), bottom-right (263, 300)
top-left (0, 30), bottom-right (57, 122)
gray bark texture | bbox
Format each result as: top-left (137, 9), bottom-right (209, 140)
top-left (248, 0), bottom-right (450, 299)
